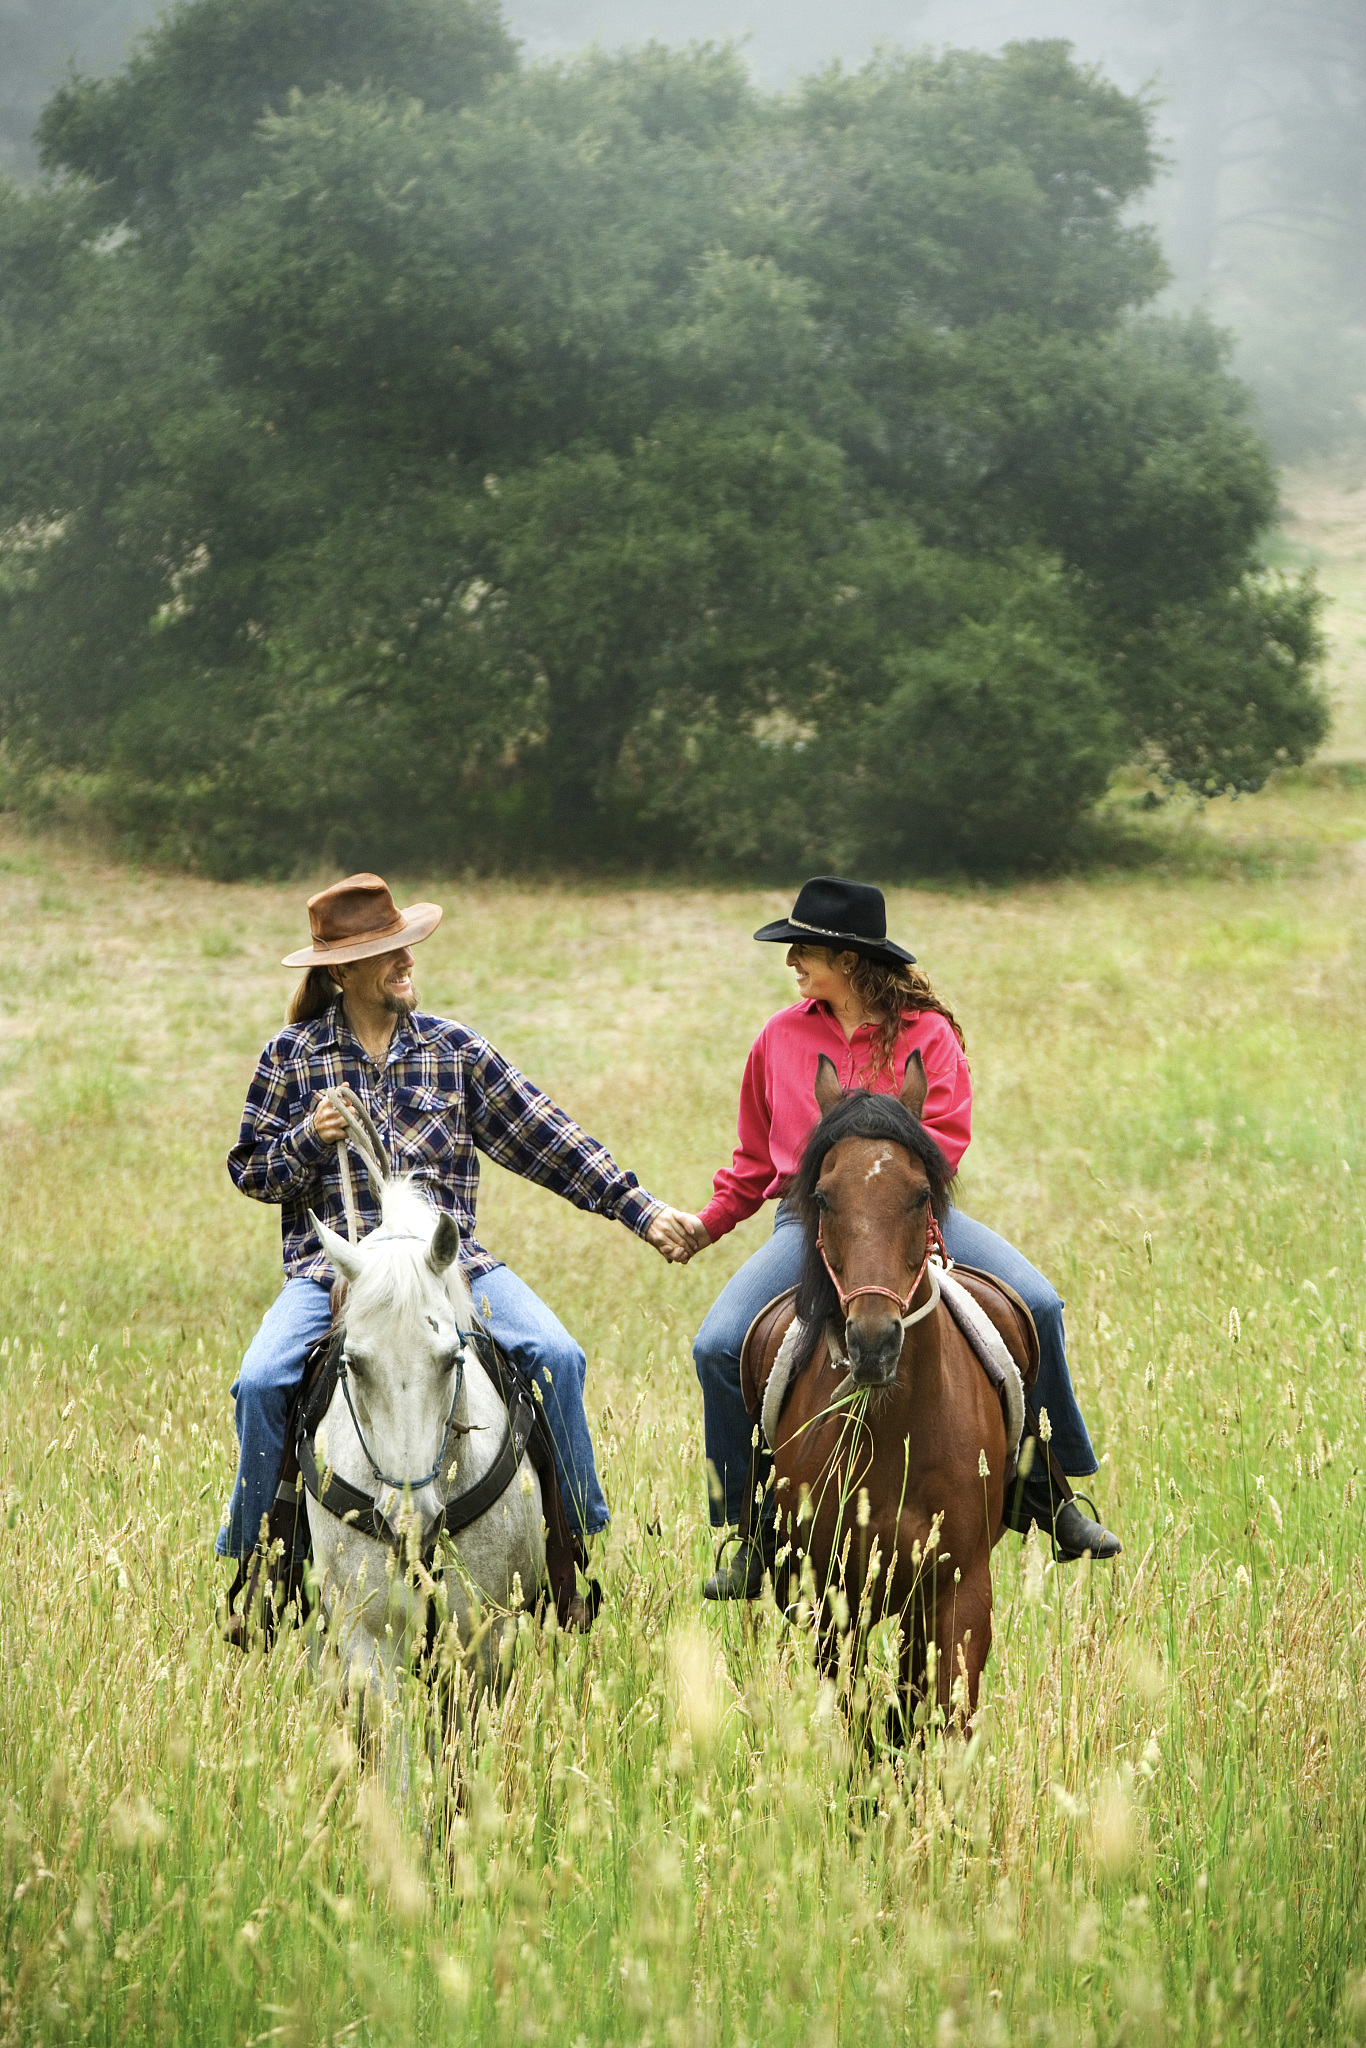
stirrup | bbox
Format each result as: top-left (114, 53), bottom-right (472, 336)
top-left (702, 1528), bottom-right (774, 1602)
top-left (1048, 1490), bottom-right (1121, 1563)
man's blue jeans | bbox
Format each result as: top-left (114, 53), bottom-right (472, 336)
top-left (692, 1203), bottom-right (1098, 1533)
top-left (216, 1265), bottom-right (609, 1560)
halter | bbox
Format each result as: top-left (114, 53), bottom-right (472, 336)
top-left (817, 1211), bottom-right (946, 1331)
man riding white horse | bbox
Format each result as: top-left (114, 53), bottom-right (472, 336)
top-left (217, 871), bottom-right (695, 1638)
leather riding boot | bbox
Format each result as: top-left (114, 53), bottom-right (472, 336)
top-left (1005, 1467), bottom-right (1122, 1562)
top-left (221, 1549), bottom-right (311, 1651)
top-left (702, 1525), bottom-right (777, 1601)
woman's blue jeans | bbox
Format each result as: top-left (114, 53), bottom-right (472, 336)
top-left (691, 1203), bottom-right (1098, 1532)
top-left (216, 1264), bottom-right (610, 1561)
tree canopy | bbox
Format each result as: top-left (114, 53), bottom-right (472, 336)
top-left (0, 0), bottom-right (1326, 875)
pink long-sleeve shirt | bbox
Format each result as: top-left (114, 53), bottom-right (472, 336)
top-left (698, 1001), bottom-right (972, 1243)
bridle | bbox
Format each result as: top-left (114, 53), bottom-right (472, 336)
top-left (298, 1312), bottom-right (540, 1565)
top-left (297, 1114), bottom-right (541, 1563)
top-left (335, 1339), bottom-right (469, 1497)
top-left (333, 1228), bottom-right (481, 1497)
top-left (816, 1209), bottom-right (946, 1333)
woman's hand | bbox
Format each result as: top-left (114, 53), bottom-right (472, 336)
top-left (676, 1213), bottom-right (712, 1257)
top-left (646, 1208), bottom-right (712, 1264)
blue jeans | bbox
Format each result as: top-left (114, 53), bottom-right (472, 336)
top-left (692, 1204), bottom-right (1098, 1532)
top-left (216, 1265), bottom-right (609, 1560)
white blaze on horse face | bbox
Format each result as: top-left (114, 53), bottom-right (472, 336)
top-left (864, 1148), bottom-right (895, 1181)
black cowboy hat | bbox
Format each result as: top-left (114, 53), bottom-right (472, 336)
top-left (753, 877), bottom-right (915, 966)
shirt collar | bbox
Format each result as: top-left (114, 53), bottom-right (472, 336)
top-left (800, 997), bottom-right (917, 1033)
top-left (317, 997), bottom-right (430, 1062)
top-left (802, 996), bottom-right (867, 1029)
top-left (313, 999), bottom-right (343, 1049)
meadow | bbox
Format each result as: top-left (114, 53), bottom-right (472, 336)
top-left (2, 476), bottom-right (1366, 2047)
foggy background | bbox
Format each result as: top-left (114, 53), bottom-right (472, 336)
top-left (4, 0), bottom-right (1363, 455)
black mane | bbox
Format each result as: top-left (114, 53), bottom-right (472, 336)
top-left (791, 1091), bottom-right (956, 1368)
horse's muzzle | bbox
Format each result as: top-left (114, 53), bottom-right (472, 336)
top-left (844, 1313), bottom-right (903, 1387)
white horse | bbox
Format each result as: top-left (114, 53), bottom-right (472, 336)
top-left (304, 1178), bottom-right (547, 1704)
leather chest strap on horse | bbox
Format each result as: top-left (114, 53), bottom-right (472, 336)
top-left (295, 1341), bottom-right (537, 1563)
top-left (468, 1327), bottom-right (593, 1628)
top-left (436, 1377), bottom-right (534, 1541)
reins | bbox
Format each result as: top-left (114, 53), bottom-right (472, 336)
top-left (321, 1083), bottom-right (387, 1242)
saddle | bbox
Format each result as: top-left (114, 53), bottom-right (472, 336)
top-left (738, 1262), bottom-right (1061, 1504)
top-left (228, 1317), bottom-right (593, 1648)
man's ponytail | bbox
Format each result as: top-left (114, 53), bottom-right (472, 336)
top-left (286, 966), bottom-right (341, 1025)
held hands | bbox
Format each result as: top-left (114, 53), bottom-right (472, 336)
top-left (645, 1208), bottom-right (712, 1265)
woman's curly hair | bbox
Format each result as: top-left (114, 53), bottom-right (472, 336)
top-left (799, 948), bottom-right (967, 1081)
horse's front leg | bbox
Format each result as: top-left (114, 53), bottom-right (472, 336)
top-left (310, 1517), bottom-right (414, 1708)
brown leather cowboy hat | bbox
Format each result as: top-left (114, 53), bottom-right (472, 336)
top-left (281, 873), bottom-right (443, 968)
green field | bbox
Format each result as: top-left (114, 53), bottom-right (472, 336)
top-left (2, 479), bottom-right (1366, 2046)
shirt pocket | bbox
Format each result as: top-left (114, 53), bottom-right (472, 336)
top-left (389, 1085), bottom-right (461, 1168)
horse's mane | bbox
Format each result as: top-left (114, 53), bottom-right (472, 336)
top-left (346, 1177), bottom-right (471, 1322)
top-left (790, 1092), bottom-right (956, 1370)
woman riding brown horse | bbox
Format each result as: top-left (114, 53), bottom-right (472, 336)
top-left (680, 876), bottom-right (1120, 1600)
top-left (751, 1054), bottom-right (1025, 1731)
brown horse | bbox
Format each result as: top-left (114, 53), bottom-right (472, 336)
top-left (743, 1054), bottom-right (1035, 1736)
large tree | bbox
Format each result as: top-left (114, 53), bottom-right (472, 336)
top-left (0, 0), bottom-right (1326, 875)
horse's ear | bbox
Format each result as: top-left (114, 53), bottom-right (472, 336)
top-left (814, 1054), bottom-right (842, 1116)
top-left (312, 1212), bottom-right (363, 1284)
top-left (899, 1049), bottom-right (928, 1121)
top-left (428, 1212), bottom-right (461, 1275)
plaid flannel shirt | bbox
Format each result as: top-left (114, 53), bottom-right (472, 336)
top-left (227, 1000), bottom-right (663, 1283)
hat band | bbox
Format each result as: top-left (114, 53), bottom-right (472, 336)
top-left (788, 915), bottom-right (885, 945)
top-left (310, 909), bottom-right (408, 952)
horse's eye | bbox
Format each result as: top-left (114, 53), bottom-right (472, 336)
top-left (911, 1188), bottom-right (930, 1211)
top-left (814, 1189), bottom-right (831, 1213)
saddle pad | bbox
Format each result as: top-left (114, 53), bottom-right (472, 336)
top-left (946, 1263), bottom-right (1040, 1394)
top-left (739, 1286), bottom-right (798, 1420)
top-left (936, 1267), bottom-right (1025, 1467)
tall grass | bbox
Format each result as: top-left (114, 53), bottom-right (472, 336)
top-left (2, 803), bottom-right (1365, 2045)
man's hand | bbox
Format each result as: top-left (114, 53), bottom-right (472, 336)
top-left (311, 1096), bottom-right (348, 1146)
top-left (645, 1208), bottom-right (712, 1264)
